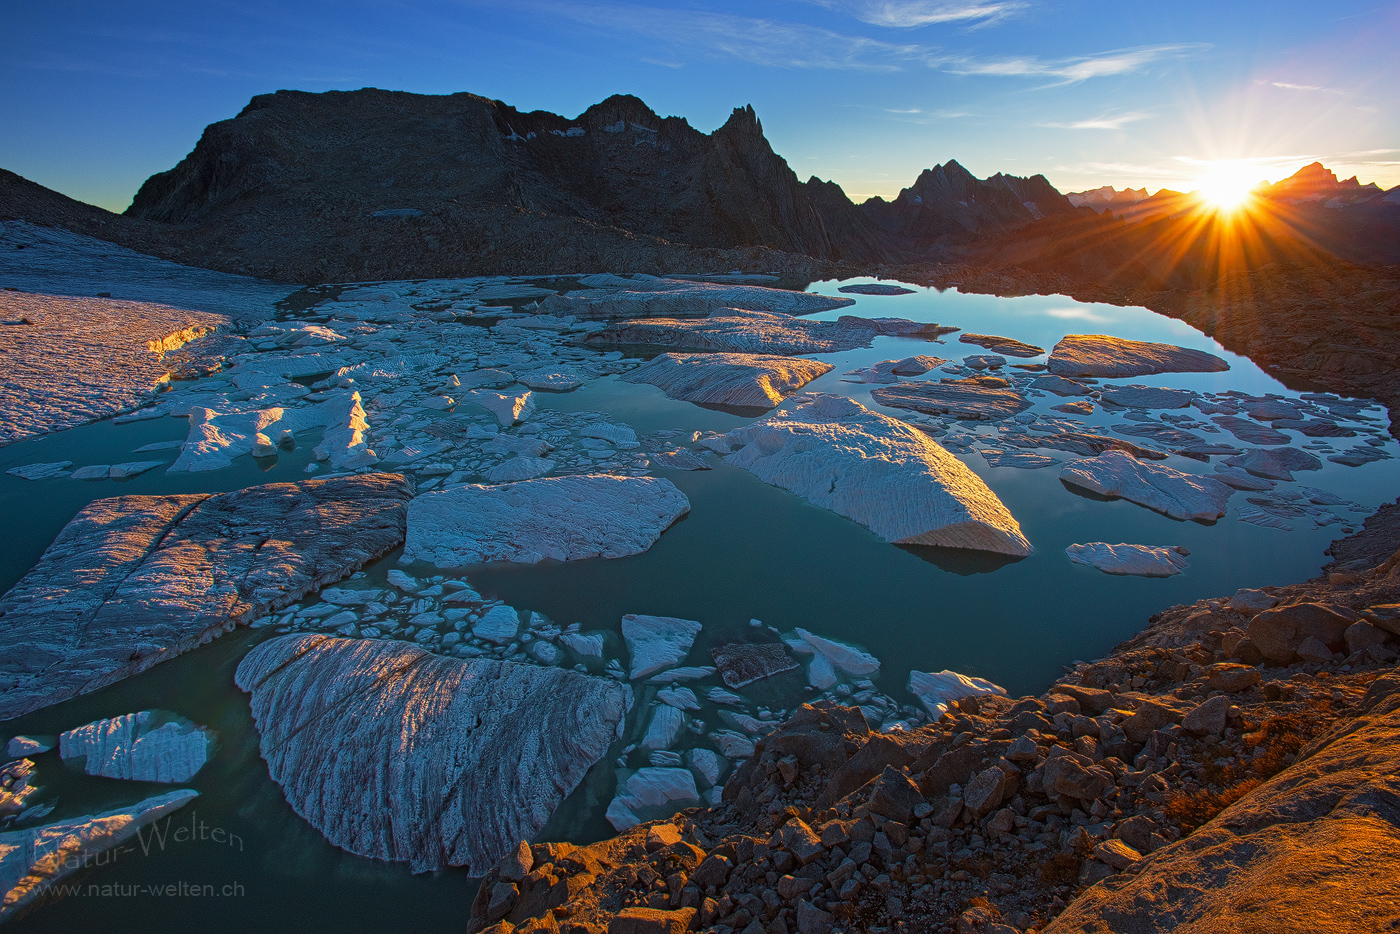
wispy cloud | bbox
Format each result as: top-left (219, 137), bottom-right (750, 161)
top-left (808, 1), bottom-right (1027, 28)
top-left (511, 2), bottom-right (1192, 82)
top-left (938, 45), bottom-right (1199, 84)
top-left (1039, 111), bottom-right (1153, 130)
top-left (529, 1), bottom-right (922, 70)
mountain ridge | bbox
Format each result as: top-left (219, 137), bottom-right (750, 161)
top-left (3, 88), bottom-right (1398, 283)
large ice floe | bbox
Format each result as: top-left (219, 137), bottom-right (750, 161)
top-left (703, 394), bottom-right (1032, 556)
top-left (870, 378), bottom-right (1034, 421)
top-left (540, 274), bottom-right (854, 318)
top-left (1060, 451), bottom-right (1235, 521)
top-left (0, 789), bottom-right (199, 922)
top-left (0, 474), bottom-right (412, 719)
top-left (1047, 334), bottom-right (1229, 378)
top-left (58, 711), bottom-right (213, 783)
top-left (623, 614), bottom-right (704, 679)
top-left (235, 634), bottom-right (631, 873)
top-left (622, 352), bottom-right (832, 409)
top-left (1065, 543), bottom-right (1192, 577)
top-left (402, 474), bottom-right (690, 567)
top-left (0, 291), bottom-right (230, 445)
top-left (588, 309), bottom-right (948, 355)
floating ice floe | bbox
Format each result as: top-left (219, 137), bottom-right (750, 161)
top-left (623, 352), bottom-right (831, 409)
top-left (623, 615), bottom-right (703, 680)
top-left (712, 394), bottom-right (1033, 556)
top-left (1047, 334), bottom-right (1229, 378)
top-left (236, 634), bottom-right (631, 873)
top-left (1065, 543), bottom-right (1191, 577)
top-left (605, 767), bottom-right (701, 831)
top-left (59, 711), bottom-right (213, 783)
top-left (907, 670), bottom-right (1007, 718)
top-left (1060, 451), bottom-right (1234, 521)
top-left (402, 474), bottom-right (690, 567)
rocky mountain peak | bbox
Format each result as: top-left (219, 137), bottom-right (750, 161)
top-left (577, 94), bottom-right (664, 132)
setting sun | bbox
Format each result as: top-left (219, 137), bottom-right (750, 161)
top-left (1196, 163), bottom-right (1264, 211)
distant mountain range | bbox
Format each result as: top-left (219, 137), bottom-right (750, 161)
top-left (2, 88), bottom-right (1397, 282)
top-left (1068, 162), bottom-right (1397, 222)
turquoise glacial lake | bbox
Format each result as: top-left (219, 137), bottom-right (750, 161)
top-left (1, 279), bottom-right (1395, 933)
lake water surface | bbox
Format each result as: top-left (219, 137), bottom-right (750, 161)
top-left (3, 278), bottom-right (1395, 933)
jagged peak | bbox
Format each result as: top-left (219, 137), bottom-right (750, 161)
top-left (719, 104), bottom-right (763, 137)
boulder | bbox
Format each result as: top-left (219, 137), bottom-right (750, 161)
top-left (715, 394), bottom-right (1032, 556)
top-left (0, 474), bottom-right (412, 719)
top-left (1093, 839), bottom-right (1142, 871)
top-left (1206, 663), bottom-right (1263, 693)
top-left (1181, 695), bottom-right (1229, 736)
top-left (1059, 452), bottom-right (1234, 521)
top-left (1248, 603), bottom-right (1359, 665)
top-left (1047, 335), bottom-right (1229, 378)
top-left (403, 475), bottom-right (689, 567)
top-left (773, 817), bottom-right (826, 864)
top-left (0, 790), bottom-right (199, 922)
top-left (1065, 543), bottom-right (1191, 577)
top-left (963, 354), bottom-right (1007, 370)
top-left (623, 615), bottom-right (703, 679)
top-left (622, 352), bottom-right (831, 409)
top-left (963, 765), bottom-right (1008, 816)
top-left (59, 711), bottom-right (212, 783)
top-left (1043, 749), bottom-right (1113, 800)
top-left (235, 634), bottom-right (631, 873)
top-left (608, 907), bottom-right (697, 934)
top-left (870, 379), bottom-right (1031, 421)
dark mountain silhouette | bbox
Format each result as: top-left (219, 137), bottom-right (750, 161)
top-left (116, 88), bottom-right (905, 278)
top-left (3, 89), bottom-right (1396, 284)
top-left (858, 160), bottom-right (1075, 253)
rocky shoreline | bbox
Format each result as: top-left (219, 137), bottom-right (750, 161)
top-left (464, 498), bottom-right (1400, 934)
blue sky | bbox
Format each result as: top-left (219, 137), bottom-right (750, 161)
top-left (4, 0), bottom-right (1397, 211)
